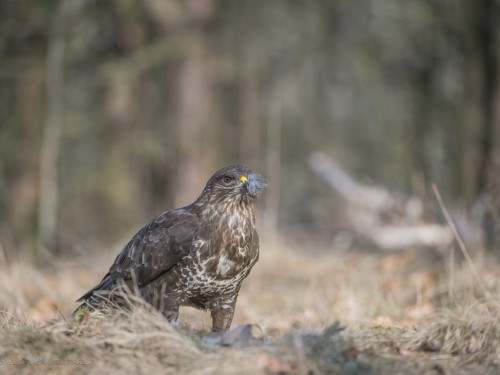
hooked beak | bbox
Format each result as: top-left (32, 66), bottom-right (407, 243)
top-left (240, 176), bottom-right (249, 191)
top-left (240, 174), bottom-right (266, 196)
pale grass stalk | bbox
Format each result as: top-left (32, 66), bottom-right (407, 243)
top-left (432, 184), bottom-right (491, 298)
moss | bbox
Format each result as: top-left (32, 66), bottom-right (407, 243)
top-left (73, 305), bottom-right (90, 324)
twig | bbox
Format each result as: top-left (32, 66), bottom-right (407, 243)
top-left (432, 184), bottom-right (491, 298)
top-left (57, 305), bottom-right (68, 324)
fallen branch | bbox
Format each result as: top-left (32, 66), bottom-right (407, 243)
top-left (309, 151), bottom-right (453, 250)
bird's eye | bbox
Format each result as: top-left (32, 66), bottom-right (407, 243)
top-left (222, 176), bottom-right (233, 185)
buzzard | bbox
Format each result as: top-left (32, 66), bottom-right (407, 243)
top-left (76, 165), bottom-right (266, 331)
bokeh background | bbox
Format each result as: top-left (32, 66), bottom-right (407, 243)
top-left (1, 0), bottom-right (500, 262)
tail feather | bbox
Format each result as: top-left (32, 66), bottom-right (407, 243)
top-left (76, 273), bottom-right (115, 302)
top-left (72, 273), bottom-right (117, 321)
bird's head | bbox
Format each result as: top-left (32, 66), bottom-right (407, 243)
top-left (198, 165), bottom-right (267, 207)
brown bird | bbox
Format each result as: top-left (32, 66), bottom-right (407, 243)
top-left (76, 165), bottom-right (266, 331)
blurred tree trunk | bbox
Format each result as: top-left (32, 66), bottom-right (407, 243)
top-left (408, 65), bottom-right (433, 199)
top-left (38, 0), bottom-right (87, 260)
top-left (37, 2), bottom-right (68, 259)
top-left (238, 57), bottom-right (262, 169)
top-left (175, 43), bottom-right (211, 205)
top-left (174, 1), bottom-right (215, 207)
top-left (474, 0), bottom-right (500, 251)
top-left (264, 85), bottom-right (283, 235)
top-left (475, 0), bottom-right (498, 193)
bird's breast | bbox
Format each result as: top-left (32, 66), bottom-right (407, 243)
top-left (174, 236), bottom-right (258, 298)
top-left (170, 208), bottom-right (258, 300)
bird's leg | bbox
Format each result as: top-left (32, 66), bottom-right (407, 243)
top-left (158, 294), bottom-right (180, 323)
top-left (163, 307), bottom-right (179, 323)
top-left (210, 294), bottom-right (238, 332)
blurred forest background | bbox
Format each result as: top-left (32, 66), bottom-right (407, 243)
top-left (1, 0), bottom-right (500, 262)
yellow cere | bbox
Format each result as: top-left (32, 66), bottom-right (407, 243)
top-left (240, 176), bottom-right (248, 183)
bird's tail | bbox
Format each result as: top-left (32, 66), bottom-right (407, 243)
top-left (76, 272), bottom-right (115, 302)
top-left (72, 273), bottom-right (116, 321)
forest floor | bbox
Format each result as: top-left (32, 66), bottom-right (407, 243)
top-left (0, 237), bottom-right (499, 374)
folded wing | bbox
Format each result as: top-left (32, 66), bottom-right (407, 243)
top-left (77, 208), bottom-right (199, 301)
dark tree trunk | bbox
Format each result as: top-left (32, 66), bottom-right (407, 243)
top-left (474, 0), bottom-right (500, 251)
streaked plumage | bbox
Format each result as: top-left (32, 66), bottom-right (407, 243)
top-left (76, 165), bottom-right (266, 331)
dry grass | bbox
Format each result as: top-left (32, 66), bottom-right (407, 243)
top-left (1, 237), bottom-right (500, 374)
top-left (403, 298), bottom-right (500, 362)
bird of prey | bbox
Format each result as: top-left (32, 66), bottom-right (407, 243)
top-left (76, 165), bottom-right (266, 331)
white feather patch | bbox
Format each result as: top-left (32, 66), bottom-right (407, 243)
top-left (216, 255), bottom-right (235, 276)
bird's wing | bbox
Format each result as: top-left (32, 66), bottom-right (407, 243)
top-left (109, 208), bottom-right (200, 287)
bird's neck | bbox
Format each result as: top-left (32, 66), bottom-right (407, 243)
top-left (193, 199), bottom-right (256, 229)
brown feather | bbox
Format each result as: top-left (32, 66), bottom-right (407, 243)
top-left (76, 165), bottom-right (266, 332)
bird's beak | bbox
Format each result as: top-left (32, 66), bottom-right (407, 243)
top-left (240, 174), bottom-right (267, 196)
top-left (240, 176), bottom-right (249, 191)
